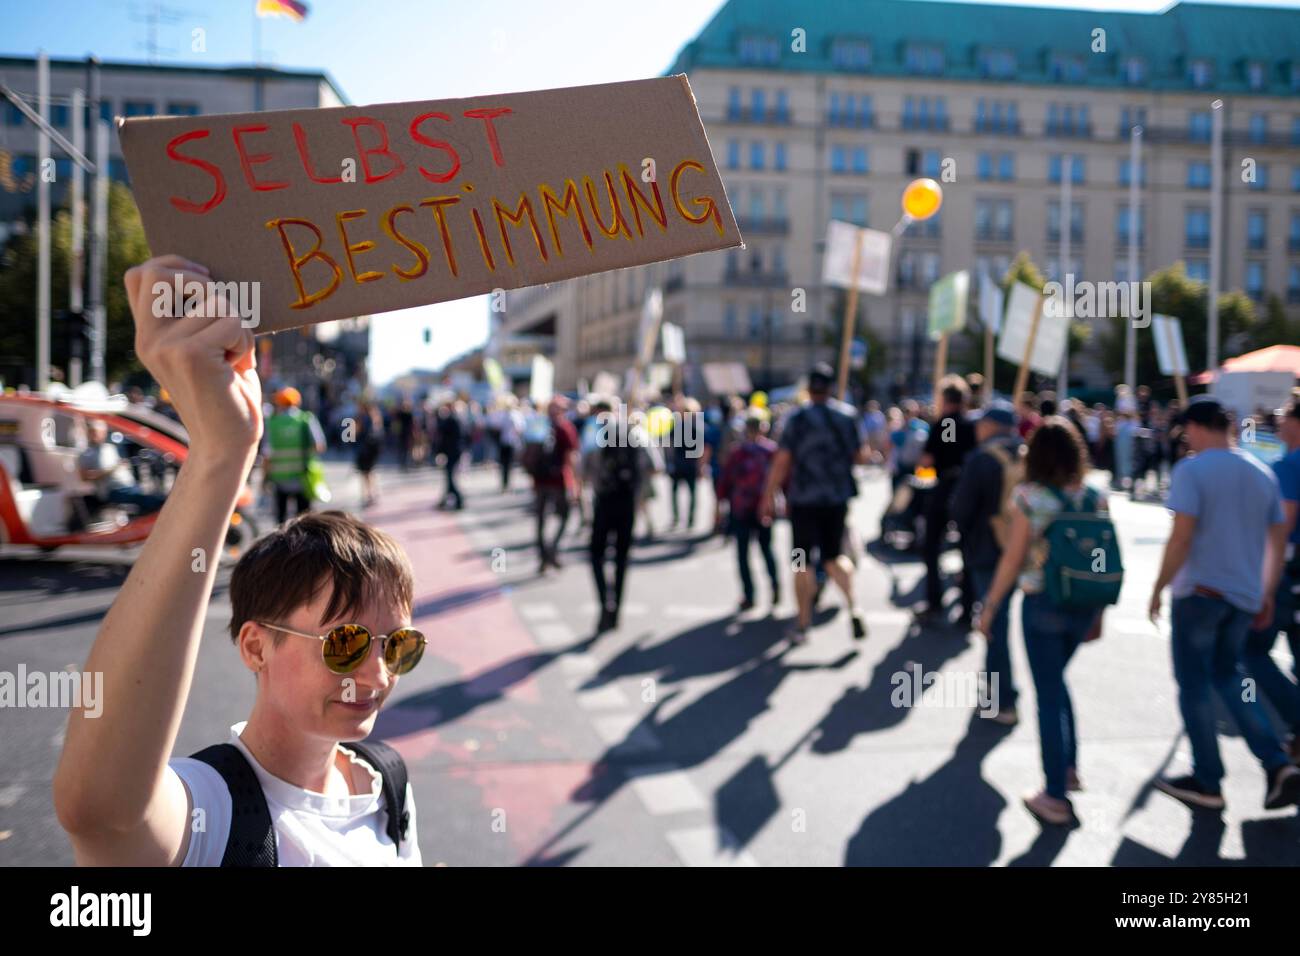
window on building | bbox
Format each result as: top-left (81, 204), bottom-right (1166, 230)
top-left (166, 102), bottom-right (200, 116)
top-left (851, 147), bottom-right (868, 174)
top-left (1188, 59), bottom-right (1213, 88)
top-left (724, 303), bottom-right (738, 337)
top-left (739, 35), bottom-right (779, 65)
top-left (1249, 113), bottom-right (1268, 144)
top-left (747, 304), bottom-right (763, 339)
top-left (1246, 261), bottom-right (1265, 299)
top-left (1293, 165), bottom-right (1300, 192)
top-left (1186, 259), bottom-right (1209, 283)
top-left (751, 89), bottom-right (766, 122)
top-left (1247, 209), bottom-right (1267, 250)
top-left (831, 145), bottom-right (847, 173)
top-left (1119, 106), bottom-right (1147, 136)
top-left (1288, 264), bottom-right (1300, 304)
top-left (1189, 110), bottom-right (1212, 142)
top-left (1119, 158), bottom-right (1147, 187)
top-left (1048, 154), bottom-right (1084, 184)
top-left (1289, 211), bottom-right (1300, 250)
top-left (1117, 203), bottom-right (1145, 246)
top-left (749, 140), bottom-right (765, 170)
top-left (1247, 61), bottom-right (1266, 91)
top-left (774, 89), bottom-right (789, 123)
top-left (727, 87), bottom-right (742, 121)
top-left (977, 153), bottom-right (993, 181)
top-left (1250, 164), bottom-right (1270, 190)
top-left (123, 100), bottom-right (156, 118)
top-left (922, 149), bottom-right (941, 178)
top-left (1123, 57), bottom-right (1147, 85)
top-left (1047, 200), bottom-right (1084, 242)
top-left (905, 43), bottom-right (944, 75)
top-left (726, 140), bottom-right (740, 170)
top-left (1185, 207), bottom-right (1210, 247)
top-left (1187, 161), bottom-right (1211, 189)
top-left (1050, 54), bottom-right (1086, 83)
top-left (830, 38), bottom-right (872, 71)
top-left (50, 103), bottom-right (69, 127)
top-left (772, 186), bottom-right (787, 219)
top-left (773, 141), bottom-right (787, 171)
top-left (978, 48), bottom-right (1016, 79)
top-left (98, 100), bottom-right (113, 124)
top-left (997, 153), bottom-right (1015, 181)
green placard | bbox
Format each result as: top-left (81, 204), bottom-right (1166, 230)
top-left (927, 269), bottom-right (970, 339)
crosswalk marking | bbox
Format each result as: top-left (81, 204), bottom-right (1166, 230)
top-left (624, 764), bottom-right (709, 815)
top-left (575, 683), bottom-right (631, 710)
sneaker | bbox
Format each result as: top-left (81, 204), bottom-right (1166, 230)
top-left (1264, 764), bottom-right (1300, 810)
top-left (850, 611), bottom-right (868, 641)
top-left (1154, 774), bottom-right (1225, 811)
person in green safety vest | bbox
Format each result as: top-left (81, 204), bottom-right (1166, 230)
top-left (262, 387), bottom-right (326, 525)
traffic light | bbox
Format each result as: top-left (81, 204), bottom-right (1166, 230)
top-left (57, 309), bottom-right (91, 361)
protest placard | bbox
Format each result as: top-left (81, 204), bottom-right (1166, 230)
top-left (118, 76), bottom-right (741, 332)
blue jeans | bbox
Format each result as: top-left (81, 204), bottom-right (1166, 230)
top-left (1243, 571), bottom-right (1300, 735)
top-left (971, 565), bottom-right (1017, 712)
top-left (1022, 592), bottom-right (1096, 799)
top-left (1171, 594), bottom-right (1290, 791)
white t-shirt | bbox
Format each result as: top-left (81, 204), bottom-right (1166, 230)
top-left (168, 722), bottom-right (421, 867)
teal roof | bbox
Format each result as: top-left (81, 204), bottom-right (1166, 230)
top-left (668, 0), bottom-right (1300, 95)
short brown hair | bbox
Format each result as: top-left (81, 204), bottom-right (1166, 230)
top-left (1025, 416), bottom-right (1090, 489)
top-left (229, 511), bottom-right (415, 643)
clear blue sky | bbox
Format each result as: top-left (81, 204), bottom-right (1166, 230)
top-left (4, 0), bottom-right (1297, 383)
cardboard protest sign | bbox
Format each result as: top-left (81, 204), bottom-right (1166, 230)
top-left (483, 357), bottom-right (506, 393)
top-left (927, 269), bottom-right (968, 339)
top-left (1151, 314), bottom-right (1189, 377)
top-left (118, 76), bottom-right (741, 333)
top-left (592, 371), bottom-right (620, 397)
top-left (978, 271), bottom-right (1004, 335)
top-left (701, 361), bottom-right (752, 397)
top-left (997, 281), bottom-right (1064, 377)
top-left (661, 321), bottom-right (686, 364)
top-left (822, 221), bottom-right (891, 295)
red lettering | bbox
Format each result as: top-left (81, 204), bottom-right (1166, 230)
top-left (232, 124), bottom-right (288, 192)
top-left (462, 107), bottom-right (513, 167)
top-left (409, 112), bottom-right (461, 184)
top-left (342, 117), bottom-right (405, 184)
top-left (165, 129), bottom-right (226, 214)
top-left (292, 121), bottom-right (343, 184)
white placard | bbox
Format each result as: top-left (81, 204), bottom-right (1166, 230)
top-left (592, 371), bottom-right (620, 397)
top-left (822, 220), bottom-right (892, 295)
top-left (996, 281), bottom-right (1066, 377)
top-left (638, 287), bottom-right (664, 367)
top-left (979, 271), bottom-right (1005, 335)
top-left (529, 354), bottom-right (554, 405)
top-left (661, 322), bottom-right (686, 364)
top-left (1151, 314), bottom-right (1189, 377)
top-left (1213, 370), bottom-right (1296, 418)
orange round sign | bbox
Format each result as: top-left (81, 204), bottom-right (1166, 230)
top-left (901, 178), bottom-right (943, 220)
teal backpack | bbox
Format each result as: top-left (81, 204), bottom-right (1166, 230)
top-left (1042, 485), bottom-right (1124, 608)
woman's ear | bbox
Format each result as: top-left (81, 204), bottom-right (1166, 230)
top-left (238, 621), bottom-right (270, 675)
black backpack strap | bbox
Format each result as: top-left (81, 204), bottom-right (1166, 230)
top-left (340, 740), bottom-right (410, 854)
top-left (189, 743), bottom-right (277, 867)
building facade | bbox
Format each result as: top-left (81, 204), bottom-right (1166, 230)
top-left (0, 56), bottom-right (367, 406)
top-left (502, 0), bottom-right (1300, 397)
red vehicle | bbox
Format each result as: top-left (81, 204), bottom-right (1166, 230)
top-left (0, 386), bottom-right (258, 555)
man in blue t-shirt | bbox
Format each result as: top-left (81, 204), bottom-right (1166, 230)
top-left (1149, 395), bottom-right (1300, 812)
top-left (1244, 400), bottom-right (1300, 763)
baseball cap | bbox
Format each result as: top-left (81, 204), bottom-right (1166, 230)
top-left (972, 398), bottom-right (1016, 428)
top-left (1177, 394), bottom-right (1230, 429)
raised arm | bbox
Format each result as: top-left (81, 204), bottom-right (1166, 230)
top-left (52, 255), bottom-right (262, 866)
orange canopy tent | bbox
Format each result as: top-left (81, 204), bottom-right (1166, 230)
top-left (1190, 345), bottom-right (1300, 385)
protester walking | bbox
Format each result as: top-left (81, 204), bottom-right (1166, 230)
top-left (353, 396), bottom-right (384, 509)
top-left (978, 417), bottom-right (1120, 826)
top-left (526, 396), bottom-right (579, 573)
top-left (1149, 396), bottom-right (1300, 811)
top-left (263, 387), bottom-right (326, 526)
top-left (760, 363), bottom-right (868, 644)
top-left (917, 376), bottom-right (977, 626)
top-left (718, 414), bottom-right (780, 612)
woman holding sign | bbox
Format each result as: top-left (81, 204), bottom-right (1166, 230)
top-left (53, 256), bottom-right (424, 866)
